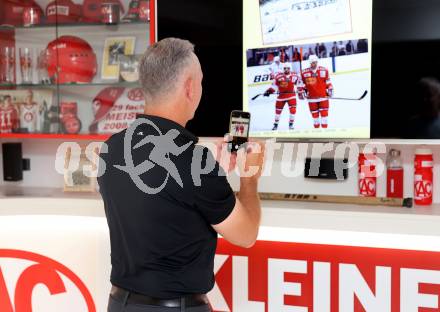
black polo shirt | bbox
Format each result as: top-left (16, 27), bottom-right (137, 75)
top-left (98, 114), bottom-right (235, 299)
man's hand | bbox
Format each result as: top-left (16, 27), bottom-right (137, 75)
top-left (215, 134), bottom-right (237, 174)
top-left (238, 141), bottom-right (265, 182)
top-left (213, 140), bottom-right (265, 248)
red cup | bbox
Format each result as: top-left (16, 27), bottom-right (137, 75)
top-left (23, 7), bottom-right (41, 27)
top-left (101, 3), bottom-right (120, 24)
top-left (359, 153), bottom-right (377, 197)
top-left (414, 148), bottom-right (434, 205)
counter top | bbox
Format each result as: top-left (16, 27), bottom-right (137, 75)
top-left (2, 186), bottom-right (440, 251)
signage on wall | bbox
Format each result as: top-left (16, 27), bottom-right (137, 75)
top-left (210, 240), bottom-right (440, 312)
top-left (0, 249), bottom-right (95, 312)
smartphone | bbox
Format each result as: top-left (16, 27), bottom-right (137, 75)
top-left (228, 110), bottom-right (251, 153)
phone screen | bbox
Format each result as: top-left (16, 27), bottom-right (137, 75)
top-left (229, 111), bottom-right (250, 152)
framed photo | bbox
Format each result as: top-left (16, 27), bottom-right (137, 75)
top-left (102, 36), bottom-right (136, 80)
top-left (63, 146), bottom-right (99, 193)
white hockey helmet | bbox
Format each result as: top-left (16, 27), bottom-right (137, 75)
top-left (309, 54), bottom-right (319, 64)
top-left (282, 62), bottom-right (291, 70)
top-left (273, 56), bottom-right (280, 62)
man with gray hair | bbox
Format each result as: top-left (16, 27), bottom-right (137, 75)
top-left (99, 38), bottom-right (264, 311)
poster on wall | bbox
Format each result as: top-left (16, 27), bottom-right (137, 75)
top-left (244, 0), bottom-right (372, 139)
top-left (89, 87), bottom-right (145, 134)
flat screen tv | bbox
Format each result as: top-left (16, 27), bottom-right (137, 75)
top-left (244, 0), bottom-right (373, 139)
top-left (157, 0), bottom-right (440, 140)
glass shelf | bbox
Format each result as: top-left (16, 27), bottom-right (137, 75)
top-left (0, 133), bottom-right (110, 141)
top-left (0, 81), bottom-right (140, 89)
top-left (0, 21), bottom-right (149, 31)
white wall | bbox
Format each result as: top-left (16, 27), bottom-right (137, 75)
top-left (1, 139), bottom-right (439, 204)
top-left (0, 139), bottom-right (65, 188)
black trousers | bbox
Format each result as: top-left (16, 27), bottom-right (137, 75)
top-left (108, 295), bottom-right (212, 312)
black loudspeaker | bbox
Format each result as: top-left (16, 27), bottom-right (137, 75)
top-left (304, 158), bottom-right (348, 181)
top-left (2, 143), bottom-right (30, 181)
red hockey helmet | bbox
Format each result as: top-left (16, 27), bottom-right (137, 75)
top-left (46, 36), bottom-right (97, 84)
top-left (0, 0), bottom-right (43, 26)
top-left (46, 0), bottom-right (81, 24)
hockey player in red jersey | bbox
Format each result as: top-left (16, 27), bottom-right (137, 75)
top-left (263, 63), bottom-right (300, 130)
top-left (299, 55), bottom-right (334, 128)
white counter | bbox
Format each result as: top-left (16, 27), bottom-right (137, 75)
top-left (2, 186), bottom-right (440, 245)
top-left (2, 187), bottom-right (440, 311)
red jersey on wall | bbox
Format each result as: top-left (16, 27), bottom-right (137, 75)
top-left (0, 102), bottom-right (19, 133)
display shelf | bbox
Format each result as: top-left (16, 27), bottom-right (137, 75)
top-left (0, 21), bottom-right (149, 31)
top-left (0, 133), bottom-right (110, 141)
top-left (0, 0), bottom-right (155, 141)
top-left (272, 137), bottom-right (440, 146)
top-left (0, 81), bottom-right (140, 89)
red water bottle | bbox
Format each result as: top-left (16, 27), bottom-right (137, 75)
top-left (359, 153), bottom-right (377, 197)
top-left (387, 149), bottom-right (404, 198)
top-left (414, 148), bottom-right (434, 205)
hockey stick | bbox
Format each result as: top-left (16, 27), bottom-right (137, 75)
top-left (252, 90), bottom-right (368, 101)
top-left (330, 90), bottom-right (368, 101)
top-left (256, 192), bottom-right (413, 208)
top-left (251, 92), bottom-right (295, 101)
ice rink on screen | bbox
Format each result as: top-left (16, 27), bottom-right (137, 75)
top-left (248, 70), bottom-right (370, 133)
top-left (260, 0), bottom-right (352, 44)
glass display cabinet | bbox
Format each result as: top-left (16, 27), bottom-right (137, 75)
top-left (0, 0), bottom-right (155, 140)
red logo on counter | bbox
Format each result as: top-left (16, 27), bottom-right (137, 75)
top-left (415, 180), bottom-right (433, 199)
top-left (359, 177), bottom-right (376, 196)
top-left (212, 239), bottom-right (440, 312)
top-left (0, 249), bottom-right (95, 312)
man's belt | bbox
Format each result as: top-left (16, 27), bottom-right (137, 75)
top-left (110, 286), bottom-right (209, 308)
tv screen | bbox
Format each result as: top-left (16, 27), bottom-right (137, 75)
top-left (158, 0), bottom-right (439, 140)
top-left (244, 0), bottom-right (373, 138)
